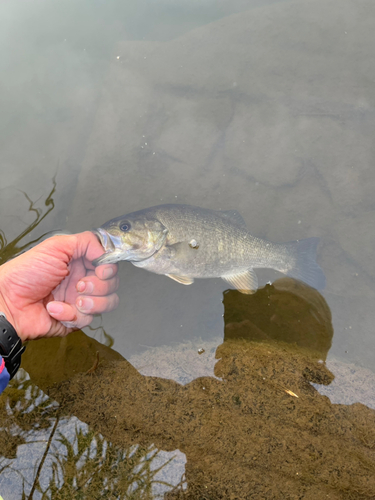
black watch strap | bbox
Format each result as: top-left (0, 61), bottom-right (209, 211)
top-left (0, 313), bottom-right (26, 380)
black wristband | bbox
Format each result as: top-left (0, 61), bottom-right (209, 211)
top-left (0, 314), bottom-right (26, 380)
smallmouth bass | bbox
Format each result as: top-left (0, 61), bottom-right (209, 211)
top-left (92, 204), bottom-right (325, 294)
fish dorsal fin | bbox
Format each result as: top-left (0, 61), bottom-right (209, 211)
top-left (222, 268), bottom-right (258, 294)
top-left (219, 210), bottom-right (247, 227)
top-left (166, 274), bottom-right (195, 285)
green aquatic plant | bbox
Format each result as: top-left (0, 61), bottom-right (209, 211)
top-left (0, 177), bottom-right (56, 265)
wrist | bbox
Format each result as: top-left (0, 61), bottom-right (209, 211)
top-left (0, 294), bottom-right (16, 331)
top-left (0, 313), bottom-right (26, 379)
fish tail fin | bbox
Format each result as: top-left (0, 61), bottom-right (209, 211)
top-left (285, 237), bottom-right (326, 290)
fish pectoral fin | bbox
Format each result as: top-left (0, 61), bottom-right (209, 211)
top-left (219, 210), bottom-right (247, 227)
top-left (166, 274), bottom-right (195, 285)
top-left (222, 269), bottom-right (258, 294)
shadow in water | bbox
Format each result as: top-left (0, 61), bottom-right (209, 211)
top-left (5, 279), bottom-right (373, 499)
top-left (223, 277), bottom-right (333, 361)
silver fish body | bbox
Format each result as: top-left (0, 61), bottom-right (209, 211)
top-left (92, 204), bottom-right (325, 294)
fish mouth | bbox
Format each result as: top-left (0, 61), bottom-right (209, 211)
top-left (93, 228), bottom-right (115, 252)
top-left (92, 228), bottom-right (124, 266)
top-left (91, 226), bottom-right (167, 266)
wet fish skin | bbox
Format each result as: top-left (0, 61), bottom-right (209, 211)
top-left (92, 204), bottom-right (325, 294)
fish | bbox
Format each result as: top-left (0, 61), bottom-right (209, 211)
top-left (92, 204), bottom-right (325, 294)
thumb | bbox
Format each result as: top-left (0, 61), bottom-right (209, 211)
top-left (46, 300), bottom-right (93, 330)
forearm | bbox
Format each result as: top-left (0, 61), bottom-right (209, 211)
top-left (0, 290), bottom-right (16, 331)
top-left (0, 260), bottom-right (27, 342)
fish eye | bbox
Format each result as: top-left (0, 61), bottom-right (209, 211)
top-left (120, 221), bottom-right (131, 232)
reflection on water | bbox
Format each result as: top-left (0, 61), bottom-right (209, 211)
top-left (0, 178), bottom-right (56, 264)
top-left (0, 372), bottom-right (184, 499)
top-left (1, 279), bottom-right (374, 498)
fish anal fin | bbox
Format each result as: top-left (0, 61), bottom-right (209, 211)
top-left (219, 210), bottom-right (247, 227)
top-left (167, 274), bottom-right (195, 285)
top-left (222, 268), bottom-right (258, 294)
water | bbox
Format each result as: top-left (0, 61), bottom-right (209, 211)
top-left (1, 0), bottom-right (375, 497)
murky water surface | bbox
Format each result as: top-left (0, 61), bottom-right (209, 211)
top-left (1, 0), bottom-right (375, 498)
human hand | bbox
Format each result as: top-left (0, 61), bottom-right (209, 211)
top-left (0, 232), bottom-right (119, 341)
